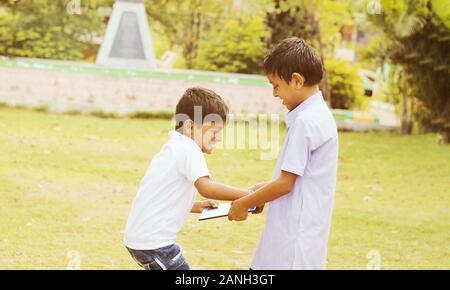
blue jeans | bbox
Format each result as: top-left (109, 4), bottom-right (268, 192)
top-left (127, 244), bottom-right (190, 270)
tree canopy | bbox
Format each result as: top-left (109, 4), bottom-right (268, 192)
top-left (368, 0), bottom-right (449, 141)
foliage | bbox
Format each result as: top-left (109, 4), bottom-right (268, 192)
top-left (431, 0), bottom-right (450, 28)
top-left (326, 59), bottom-right (365, 109)
top-left (0, 0), bottom-right (112, 60)
top-left (265, 0), bottom-right (322, 50)
top-left (367, 0), bottom-right (450, 142)
top-left (145, 0), bottom-right (225, 69)
top-left (194, 12), bottom-right (269, 74)
top-left (263, 0), bottom-right (361, 101)
top-left (127, 110), bottom-right (174, 120)
top-left (414, 100), bottom-right (450, 143)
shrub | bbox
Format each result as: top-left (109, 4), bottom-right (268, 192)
top-left (326, 59), bottom-right (365, 109)
top-left (90, 110), bottom-right (119, 119)
top-left (31, 104), bottom-right (48, 113)
top-left (127, 110), bottom-right (174, 120)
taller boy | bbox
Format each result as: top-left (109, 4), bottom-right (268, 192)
top-left (229, 37), bottom-right (339, 270)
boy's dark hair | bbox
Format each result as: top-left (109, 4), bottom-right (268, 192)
top-left (175, 87), bottom-right (229, 130)
top-left (263, 37), bottom-right (324, 86)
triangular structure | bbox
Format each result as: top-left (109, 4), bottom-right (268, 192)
top-left (96, 0), bottom-right (156, 69)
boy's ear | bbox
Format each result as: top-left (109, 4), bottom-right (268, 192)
top-left (291, 73), bottom-right (305, 88)
top-left (183, 119), bottom-right (194, 135)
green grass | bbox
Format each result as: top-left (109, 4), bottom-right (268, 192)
top-left (0, 107), bottom-right (449, 270)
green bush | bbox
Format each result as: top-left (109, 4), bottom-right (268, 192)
top-left (64, 109), bottom-right (82, 116)
top-left (0, 1), bottom-right (106, 61)
top-left (194, 13), bottom-right (269, 74)
top-left (127, 110), bottom-right (174, 120)
top-left (14, 104), bottom-right (27, 110)
top-left (326, 59), bottom-right (365, 109)
top-left (90, 110), bottom-right (119, 119)
top-left (31, 104), bottom-right (48, 113)
top-left (414, 100), bottom-right (450, 143)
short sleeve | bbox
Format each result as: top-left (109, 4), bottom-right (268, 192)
top-left (280, 119), bottom-right (312, 176)
top-left (178, 144), bottom-right (211, 184)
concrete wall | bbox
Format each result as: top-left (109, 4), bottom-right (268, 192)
top-left (0, 58), bottom-right (399, 132)
top-left (0, 60), bottom-right (286, 116)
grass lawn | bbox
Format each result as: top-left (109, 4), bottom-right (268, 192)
top-left (0, 107), bottom-right (449, 270)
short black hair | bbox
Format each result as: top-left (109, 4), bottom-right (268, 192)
top-left (175, 87), bottom-right (229, 130)
top-left (263, 37), bottom-right (324, 86)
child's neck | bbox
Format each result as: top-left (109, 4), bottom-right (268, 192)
top-left (291, 86), bottom-right (320, 110)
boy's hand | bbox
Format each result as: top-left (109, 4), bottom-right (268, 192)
top-left (248, 183), bottom-right (268, 214)
top-left (191, 200), bottom-right (218, 214)
top-left (252, 204), bottom-right (265, 214)
top-left (200, 199), bottom-right (218, 209)
top-left (228, 199), bottom-right (248, 221)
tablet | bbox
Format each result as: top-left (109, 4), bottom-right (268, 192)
top-left (198, 202), bottom-right (256, 221)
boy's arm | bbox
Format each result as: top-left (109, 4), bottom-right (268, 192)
top-left (249, 181), bottom-right (271, 214)
top-left (195, 176), bottom-right (251, 201)
top-left (249, 181), bottom-right (271, 192)
top-left (228, 170), bottom-right (297, 221)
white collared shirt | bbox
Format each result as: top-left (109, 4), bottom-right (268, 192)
top-left (251, 91), bottom-right (339, 269)
top-left (124, 131), bottom-right (210, 250)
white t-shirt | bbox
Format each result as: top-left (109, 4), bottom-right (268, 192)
top-left (124, 131), bottom-right (210, 250)
top-left (251, 91), bottom-right (339, 270)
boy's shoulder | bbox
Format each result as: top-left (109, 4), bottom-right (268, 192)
top-left (291, 113), bottom-right (321, 131)
top-left (166, 133), bottom-right (203, 160)
top-left (295, 101), bottom-right (336, 131)
top-left (290, 110), bottom-right (337, 148)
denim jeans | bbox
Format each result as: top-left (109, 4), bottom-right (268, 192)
top-left (127, 244), bottom-right (190, 270)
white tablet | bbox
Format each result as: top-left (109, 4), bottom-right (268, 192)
top-left (198, 202), bottom-right (256, 221)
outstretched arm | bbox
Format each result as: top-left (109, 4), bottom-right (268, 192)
top-left (229, 171), bottom-right (298, 221)
top-left (250, 181), bottom-right (271, 192)
top-left (248, 181), bottom-right (271, 214)
top-left (195, 176), bottom-right (251, 201)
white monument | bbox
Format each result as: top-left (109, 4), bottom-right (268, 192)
top-left (96, 0), bottom-right (156, 69)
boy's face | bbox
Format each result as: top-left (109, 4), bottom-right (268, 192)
top-left (192, 121), bottom-right (224, 154)
top-left (267, 73), bottom-right (304, 111)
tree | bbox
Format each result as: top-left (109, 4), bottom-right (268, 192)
top-left (145, 0), bottom-right (225, 69)
top-left (264, 0), bottom-right (358, 103)
top-left (368, 0), bottom-right (450, 142)
top-left (0, 0), bottom-right (112, 60)
top-left (194, 12), bottom-right (269, 74)
top-left (265, 0), bottom-right (322, 48)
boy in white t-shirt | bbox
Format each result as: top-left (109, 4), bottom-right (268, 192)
top-left (124, 87), bottom-right (256, 270)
